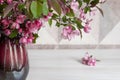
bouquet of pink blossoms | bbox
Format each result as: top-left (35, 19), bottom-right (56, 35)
top-left (0, 0), bottom-right (105, 44)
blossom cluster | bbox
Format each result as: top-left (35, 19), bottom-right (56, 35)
top-left (61, 0), bottom-right (105, 40)
top-left (0, 15), bottom-right (41, 43)
top-left (0, 0), bottom-right (53, 43)
top-left (82, 52), bottom-right (96, 66)
top-left (0, 0), bottom-right (105, 44)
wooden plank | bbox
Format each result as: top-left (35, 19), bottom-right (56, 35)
top-left (27, 49), bottom-right (120, 80)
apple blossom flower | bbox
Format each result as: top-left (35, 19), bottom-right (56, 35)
top-left (27, 34), bottom-right (34, 43)
top-left (33, 19), bottom-right (42, 28)
top-left (26, 20), bottom-right (42, 33)
top-left (43, 12), bottom-right (53, 21)
top-left (43, 16), bottom-right (49, 21)
top-left (79, 9), bottom-right (86, 20)
top-left (83, 24), bottom-right (91, 33)
top-left (18, 28), bottom-right (22, 33)
top-left (27, 38), bottom-right (33, 43)
top-left (65, 7), bottom-right (70, 14)
top-left (0, 0), bottom-right (4, 4)
top-left (82, 52), bottom-right (90, 64)
top-left (70, 0), bottom-right (79, 12)
top-left (4, 29), bottom-right (11, 36)
top-left (7, 0), bottom-right (13, 4)
top-left (11, 22), bottom-right (20, 29)
top-left (16, 14), bottom-right (26, 24)
top-left (82, 52), bottom-right (96, 66)
top-left (48, 12), bottom-right (53, 17)
top-left (87, 57), bottom-right (96, 66)
top-left (1, 19), bottom-right (11, 29)
top-left (19, 37), bottom-right (27, 44)
top-left (62, 26), bottom-right (80, 40)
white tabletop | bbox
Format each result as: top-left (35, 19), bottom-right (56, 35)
top-left (27, 49), bottom-right (120, 80)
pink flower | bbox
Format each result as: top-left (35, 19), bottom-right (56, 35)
top-left (33, 20), bottom-right (42, 28)
top-left (27, 38), bottom-right (33, 43)
top-left (27, 34), bottom-right (34, 43)
top-left (43, 13), bottom-right (53, 21)
top-left (11, 22), bottom-right (20, 29)
top-left (25, 21), bottom-right (31, 28)
top-left (0, 0), bottom-right (4, 4)
top-left (79, 9), bottom-right (86, 20)
top-left (82, 52), bottom-right (90, 64)
top-left (62, 26), bottom-right (80, 40)
top-left (70, 0), bottom-right (79, 12)
top-left (7, 0), bottom-right (13, 4)
top-left (18, 28), bottom-right (22, 33)
top-left (48, 12), bottom-right (53, 17)
top-left (43, 16), bottom-right (49, 21)
top-left (82, 52), bottom-right (96, 66)
top-left (83, 24), bottom-right (91, 33)
top-left (87, 57), bottom-right (96, 66)
top-left (4, 29), bottom-right (11, 36)
top-left (26, 20), bottom-right (42, 33)
top-left (1, 19), bottom-right (11, 29)
top-left (16, 14), bottom-right (26, 24)
top-left (65, 7), bottom-right (70, 14)
top-left (19, 37), bottom-right (27, 44)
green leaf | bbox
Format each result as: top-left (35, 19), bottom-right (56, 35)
top-left (62, 16), bottom-right (67, 22)
top-left (78, 0), bottom-right (82, 7)
top-left (52, 13), bottom-right (58, 19)
top-left (0, 4), bottom-right (6, 13)
top-left (33, 34), bottom-right (39, 43)
top-left (42, 0), bottom-right (49, 15)
top-left (72, 26), bottom-right (76, 30)
top-left (18, 4), bottom-right (25, 10)
top-left (83, 0), bottom-right (90, 4)
top-left (75, 19), bottom-right (83, 29)
top-left (84, 6), bottom-right (90, 13)
top-left (9, 30), bottom-right (18, 38)
top-left (48, 19), bottom-right (52, 26)
top-left (49, 0), bottom-right (61, 15)
top-left (30, 1), bottom-right (43, 18)
top-left (56, 22), bottom-right (60, 27)
top-left (66, 8), bottom-right (75, 17)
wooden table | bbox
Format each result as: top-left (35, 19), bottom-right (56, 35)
top-left (27, 49), bottom-right (120, 80)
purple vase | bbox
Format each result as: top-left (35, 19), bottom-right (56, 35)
top-left (0, 39), bottom-right (29, 80)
